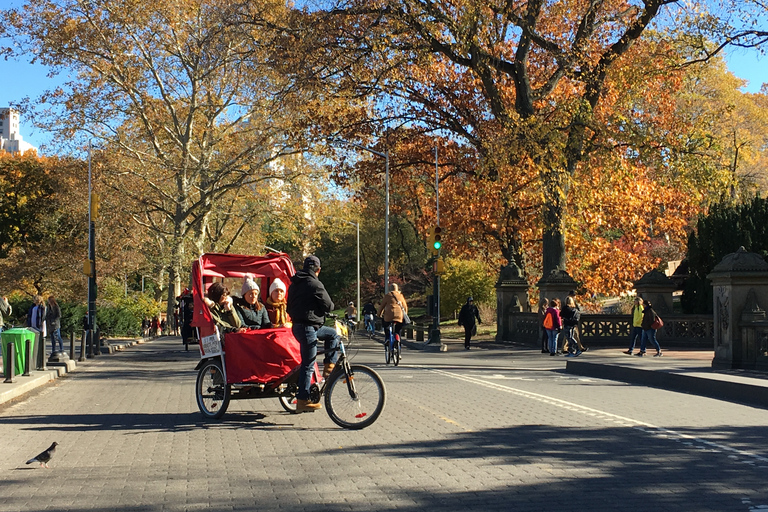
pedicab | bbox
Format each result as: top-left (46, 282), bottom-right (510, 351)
top-left (191, 252), bottom-right (386, 429)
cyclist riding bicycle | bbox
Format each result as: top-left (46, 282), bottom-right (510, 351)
top-left (379, 283), bottom-right (408, 342)
top-left (362, 301), bottom-right (376, 334)
top-left (344, 301), bottom-right (357, 331)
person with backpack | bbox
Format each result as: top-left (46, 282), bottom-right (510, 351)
top-left (543, 298), bottom-right (562, 356)
top-left (561, 296), bottom-right (582, 357)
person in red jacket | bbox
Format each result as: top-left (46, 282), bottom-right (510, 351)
top-left (543, 298), bottom-right (562, 356)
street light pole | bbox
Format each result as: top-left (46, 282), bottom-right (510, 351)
top-left (328, 139), bottom-right (390, 294)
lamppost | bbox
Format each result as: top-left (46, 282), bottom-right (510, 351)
top-left (329, 139), bottom-right (390, 293)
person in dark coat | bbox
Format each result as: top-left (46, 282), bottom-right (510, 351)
top-left (458, 297), bottom-right (482, 350)
top-left (637, 299), bottom-right (662, 357)
top-left (233, 276), bottom-right (272, 330)
top-left (287, 255), bottom-right (339, 413)
top-left (561, 296), bottom-right (582, 357)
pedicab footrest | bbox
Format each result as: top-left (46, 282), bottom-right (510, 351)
top-left (223, 328), bottom-right (302, 384)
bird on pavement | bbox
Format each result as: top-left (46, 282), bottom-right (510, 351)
top-left (26, 442), bottom-right (58, 468)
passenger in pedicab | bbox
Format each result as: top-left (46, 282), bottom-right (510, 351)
top-left (204, 282), bottom-right (245, 334)
top-left (265, 278), bottom-right (290, 327)
top-left (232, 276), bottom-right (272, 330)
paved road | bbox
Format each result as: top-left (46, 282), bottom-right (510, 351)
top-left (2, 335), bottom-right (768, 511)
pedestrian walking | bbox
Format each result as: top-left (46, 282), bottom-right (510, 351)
top-left (28, 295), bottom-right (47, 339)
top-left (46, 296), bottom-right (65, 355)
top-left (538, 297), bottom-right (549, 353)
top-left (566, 290), bottom-right (588, 353)
top-left (458, 296), bottom-right (482, 350)
top-left (637, 299), bottom-right (663, 357)
top-left (286, 255), bottom-right (339, 413)
top-left (623, 297), bottom-right (644, 355)
top-left (543, 299), bottom-right (562, 356)
top-left (0, 294), bottom-right (11, 333)
top-left (561, 296), bottom-right (582, 357)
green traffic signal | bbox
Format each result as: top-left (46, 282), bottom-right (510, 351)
top-left (433, 226), bottom-right (442, 250)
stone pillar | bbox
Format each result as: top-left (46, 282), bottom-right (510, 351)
top-left (707, 247), bottom-right (768, 370)
top-left (633, 270), bottom-right (677, 314)
top-left (536, 269), bottom-right (579, 310)
top-left (495, 263), bottom-right (530, 341)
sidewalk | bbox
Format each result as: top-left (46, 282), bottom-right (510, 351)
top-left (0, 335), bottom-right (154, 407)
top-left (405, 335), bottom-right (768, 409)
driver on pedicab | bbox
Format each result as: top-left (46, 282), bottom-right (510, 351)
top-left (287, 255), bottom-right (340, 413)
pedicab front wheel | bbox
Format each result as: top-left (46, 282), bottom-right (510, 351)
top-left (196, 359), bottom-right (231, 419)
top-left (324, 364), bottom-right (385, 430)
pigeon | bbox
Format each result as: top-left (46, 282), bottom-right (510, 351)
top-left (26, 442), bottom-right (58, 468)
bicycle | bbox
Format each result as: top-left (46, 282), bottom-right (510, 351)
top-left (364, 313), bottom-right (375, 338)
top-left (384, 323), bottom-right (401, 366)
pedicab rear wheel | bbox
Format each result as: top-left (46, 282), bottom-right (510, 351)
top-left (196, 359), bottom-right (230, 419)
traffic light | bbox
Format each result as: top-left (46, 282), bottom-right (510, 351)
top-left (83, 259), bottom-right (95, 277)
top-left (433, 226), bottom-right (442, 251)
top-left (434, 257), bottom-right (445, 275)
top-left (426, 226), bottom-right (435, 254)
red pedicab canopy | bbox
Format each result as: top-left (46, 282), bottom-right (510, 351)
top-left (190, 252), bottom-right (300, 384)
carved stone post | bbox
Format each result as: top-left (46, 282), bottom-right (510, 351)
top-left (495, 263), bottom-right (529, 341)
top-left (536, 269), bottom-right (579, 310)
top-left (633, 270), bottom-right (676, 314)
top-left (707, 247), bottom-right (768, 370)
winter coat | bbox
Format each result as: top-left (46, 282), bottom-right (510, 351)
top-left (233, 297), bottom-right (272, 330)
top-left (209, 300), bottom-right (242, 334)
top-left (544, 307), bottom-right (562, 330)
top-left (641, 305), bottom-right (658, 330)
top-left (379, 290), bottom-right (408, 323)
top-left (561, 305), bottom-right (580, 327)
top-left (286, 270), bottom-right (334, 328)
top-left (458, 301), bottom-right (481, 328)
top-left (45, 303), bottom-right (62, 331)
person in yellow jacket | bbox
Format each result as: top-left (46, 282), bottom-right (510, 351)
top-left (379, 283), bottom-right (408, 341)
top-left (623, 297), bottom-right (644, 355)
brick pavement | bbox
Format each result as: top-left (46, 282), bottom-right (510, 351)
top-left (1, 336), bottom-right (768, 511)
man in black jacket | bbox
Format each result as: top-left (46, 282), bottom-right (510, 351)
top-left (287, 255), bottom-right (339, 412)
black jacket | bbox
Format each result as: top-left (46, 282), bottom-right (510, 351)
top-left (286, 270), bottom-right (334, 328)
top-left (458, 302), bottom-right (481, 328)
top-left (561, 305), bottom-right (580, 327)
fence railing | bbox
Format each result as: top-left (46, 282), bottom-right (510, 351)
top-left (504, 313), bottom-right (713, 347)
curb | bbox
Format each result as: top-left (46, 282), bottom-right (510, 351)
top-left (1, 336), bottom-right (151, 407)
top-left (565, 359), bottom-right (768, 409)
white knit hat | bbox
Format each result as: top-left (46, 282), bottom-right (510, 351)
top-left (269, 278), bottom-right (286, 295)
top-left (241, 276), bottom-right (259, 296)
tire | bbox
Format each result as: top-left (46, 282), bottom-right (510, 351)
top-left (279, 394), bottom-right (297, 413)
top-left (325, 364), bottom-right (386, 429)
top-left (384, 340), bottom-right (391, 365)
top-left (196, 359), bottom-right (230, 419)
top-left (393, 341), bottom-right (400, 366)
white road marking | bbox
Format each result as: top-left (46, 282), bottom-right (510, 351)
top-left (429, 367), bottom-right (768, 466)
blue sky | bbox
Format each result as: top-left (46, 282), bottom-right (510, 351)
top-left (1, 5), bottom-right (766, 152)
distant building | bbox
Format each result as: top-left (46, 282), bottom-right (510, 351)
top-left (0, 108), bottom-right (37, 155)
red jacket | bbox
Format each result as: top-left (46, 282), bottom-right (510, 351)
top-left (544, 307), bottom-right (562, 330)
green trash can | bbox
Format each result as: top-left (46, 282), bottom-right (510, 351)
top-left (1, 328), bottom-right (38, 375)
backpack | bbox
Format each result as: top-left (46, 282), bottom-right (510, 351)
top-left (542, 311), bottom-right (554, 329)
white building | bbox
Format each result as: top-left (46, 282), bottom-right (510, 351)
top-left (0, 108), bottom-right (37, 155)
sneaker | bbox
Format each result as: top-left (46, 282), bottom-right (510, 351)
top-left (654, 352), bottom-right (663, 357)
top-left (549, 352), bottom-right (556, 356)
top-left (541, 349), bottom-right (549, 353)
top-left (635, 352), bottom-right (645, 357)
top-left (296, 399), bottom-right (321, 413)
top-left (564, 352), bottom-right (575, 357)
top-left (582, 347), bottom-right (589, 352)
top-left (623, 350), bottom-right (633, 355)
top-left (575, 350), bottom-right (582, 357)
top-left (322, 363), bottom-right (335, 378)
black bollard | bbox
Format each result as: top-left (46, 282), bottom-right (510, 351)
top-left (86, 329), bottom-right (94, 358)
top-left (79, 330), bottom-right (87, 362)
top-left (69, 332), bottom-right (75, 360)
top-left (4, 341), bottom-right (14, 383)
top-left (23, 339), bottom-right (31, 376)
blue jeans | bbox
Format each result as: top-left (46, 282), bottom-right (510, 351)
top-left (292, 324), bottom-right (339, 401)
top-left (546, 329), bottom-right (559, 354)
top-left (50, 328), bottom-right (65, 353)
top-left (628, 326), bottom-right (643, 351)
top-left (640, 329), bottom-right (661, 353)
top-left (563, 325), bottom-right (578, 353)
